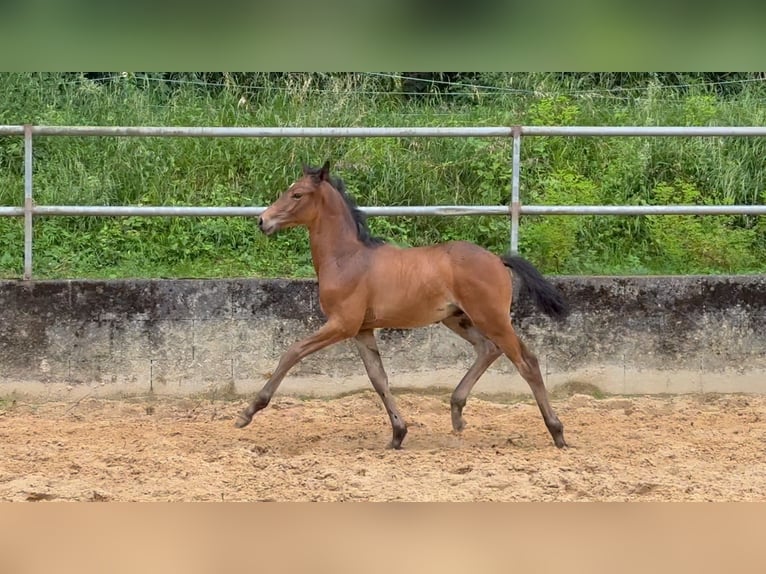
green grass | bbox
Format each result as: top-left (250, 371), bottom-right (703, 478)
top-left (0, 395), bottom-right (17, 412)
top-left (0, 72), bottom-right (765, 279)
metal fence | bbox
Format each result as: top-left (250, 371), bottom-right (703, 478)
top-left (2, 124), bottom-right (766, 280)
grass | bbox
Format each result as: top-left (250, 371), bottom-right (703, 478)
top-left (1, 72), bottom-right (765, 279)
top-left (549, 381), bottom-right (607, 400)
top-left (0, 396), bottom-right (18, 413)
top-left (322, 380), bottom-right (609, 405)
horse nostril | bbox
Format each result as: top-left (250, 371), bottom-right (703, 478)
top-left (258, 216), bottom-right (264, 230)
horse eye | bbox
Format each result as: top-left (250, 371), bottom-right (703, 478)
top-left (292, 192), bottom-right (303, 200)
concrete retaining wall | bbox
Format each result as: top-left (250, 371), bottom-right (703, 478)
top-left (1, 276), bottom-right (765, 399)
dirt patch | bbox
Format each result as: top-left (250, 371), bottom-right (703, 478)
top-left (1, 390), bottom-right (765, 501)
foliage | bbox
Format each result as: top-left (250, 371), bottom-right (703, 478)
top-left (646, 182), bottom-right (757, 273)
top-left (0, 72), bottom-right (764, 279)
top-left (520, 170), bottom-right (600, 272)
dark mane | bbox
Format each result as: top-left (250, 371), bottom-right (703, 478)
top-left (306, 166), bottom-right (386, 247)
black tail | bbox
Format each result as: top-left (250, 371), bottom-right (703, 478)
top-left (501, 255), bottom-right (569, 320)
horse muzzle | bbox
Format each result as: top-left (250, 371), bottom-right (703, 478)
top-left (258, 215), bottom-right (279, 235)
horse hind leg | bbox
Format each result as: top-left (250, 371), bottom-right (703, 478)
top-left (465, 311), bottom-right (566, 448)
top-left (441, 313), bottom-right (503, 433)
top-left (497, 326), bottom-right (566, 448)
top-left (518, 337), bottom-right (566, 447)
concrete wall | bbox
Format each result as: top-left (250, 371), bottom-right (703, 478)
top-left (1, 276), bottom-right (765, 399)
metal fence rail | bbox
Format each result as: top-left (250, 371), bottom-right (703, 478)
top-left (4, 125), bottom-right (766, 137)
top-left (3, 205), bottom-right (766, 218)
top-left (1, 124), bottom-right (765, 279)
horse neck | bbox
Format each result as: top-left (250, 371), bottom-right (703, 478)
top-left (307, 187), bottom-right (365, 276)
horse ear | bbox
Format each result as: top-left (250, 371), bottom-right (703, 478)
top-left (319, 160), bottom-right (330, 181)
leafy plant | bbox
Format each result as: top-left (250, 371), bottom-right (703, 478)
top-left (520, 170), bottom-right (599, 272)
top-left (646, 182), bottom-right (758, 273)
top-left (0, 72), bottom-right (764, 279)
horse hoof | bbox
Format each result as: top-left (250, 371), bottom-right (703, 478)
top-left (451, 419), bottom-right (466, 433)
top-left (234, 414), bottom-right (252, 429)
top-left (387, 437), bottom-right (406, 450)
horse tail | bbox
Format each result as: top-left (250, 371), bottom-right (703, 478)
top-left (500, 254), bottom-right (569, 320)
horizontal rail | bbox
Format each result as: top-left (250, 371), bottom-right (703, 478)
top-left (519, 205), bottom-right (766, 215)
top-left (30, 206), bottom-right (266, 217)
top-left (3, 125), bottom-right (766, 138)
top-left (2, 126), bottom-right (516, 138)
top-left (2, 205), bottom-right (765, 217)
top-left (3, 123), bottom-right (765, 279)
top-left (521, 126), bottom-right (766, 137)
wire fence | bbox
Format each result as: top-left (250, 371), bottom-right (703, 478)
top-left (58, 72), bottom-right (766, 99)
top-left (2, 123), bottom-right (766, 280)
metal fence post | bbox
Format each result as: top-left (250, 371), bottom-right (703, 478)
top-left (510, 126), bottom-right (522, 253)
top-left (23, 124), bottom-right (33, 280)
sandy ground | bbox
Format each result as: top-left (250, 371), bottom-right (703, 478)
top-left (1, 387), bottom-right (765, 501)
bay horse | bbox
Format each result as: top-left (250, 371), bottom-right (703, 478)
top-left (236, 161), bottom-right (569, 449)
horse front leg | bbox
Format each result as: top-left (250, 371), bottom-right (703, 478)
top-left (235, 321), bottom-right (351, 428)
top-left (354, 329), bottom-right (408, 449)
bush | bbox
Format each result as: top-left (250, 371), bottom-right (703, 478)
top-left (646, 182), bottom-right (758, 273)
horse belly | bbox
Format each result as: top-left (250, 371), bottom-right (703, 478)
top-left (364, 247), bottom-right (459, 328)
top-left (364, 300), bottom-right (458, 329)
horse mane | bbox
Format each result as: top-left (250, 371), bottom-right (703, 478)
top-left (305, 165), bottom-right (386, 248)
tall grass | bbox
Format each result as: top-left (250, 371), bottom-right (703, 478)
top-left (0, 72), bottom-right (764, 279)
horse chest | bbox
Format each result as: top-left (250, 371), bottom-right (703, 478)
top-left (316, 282), bottom-right (360, 316)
